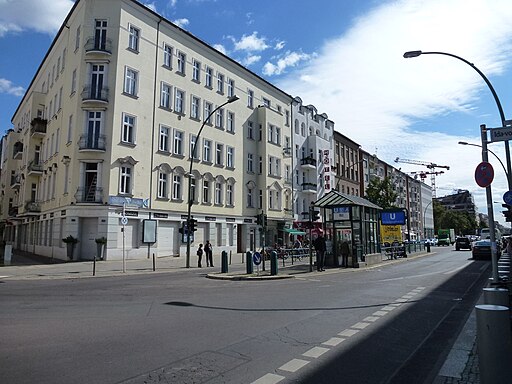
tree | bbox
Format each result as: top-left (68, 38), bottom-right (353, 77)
top-left (433, 200), bottom-right (478, 235)
top-left (365, 176), bottom-right (398, 209)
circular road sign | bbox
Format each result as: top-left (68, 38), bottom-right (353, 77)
top-left (475, 161), bottom-right (494, 188)
top-left (121, 216), bottom-right (128, 225)
top-left (252, 252), bottom-right (262, 265)
top-left (504, 191), bottom-right (512, 205)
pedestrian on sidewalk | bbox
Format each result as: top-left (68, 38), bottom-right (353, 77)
top-left (196, 244), bottom-right (204, 267)
top-left (340, 240), bottom-right (350, 268)
top-left (313, 233), bottom-right (326, 271)
top-left (205, 240), bottom-right (214, 267)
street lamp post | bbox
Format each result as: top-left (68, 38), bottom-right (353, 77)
top-left (458, 141), bottom-right (509, 180)
top-left (185, 95), bottom-right (239, 268)
top-left (403, 50), bottom-right (512, 191)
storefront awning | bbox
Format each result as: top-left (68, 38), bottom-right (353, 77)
top-left (284, 228), bottom-right (307, 235)
top-left (313, 190), bottom-right (382, 209)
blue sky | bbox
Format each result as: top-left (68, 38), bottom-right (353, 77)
top-left (2, 0), bottom-right (512, 223)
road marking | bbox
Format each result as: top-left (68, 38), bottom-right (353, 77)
top-left (278, 358), bottom-right (310, 372)
top-left (352, 322), bottom-right (370, 330)
top-left (396, 298), bottom-right (409, 303)
top-left (0, 276), bottom-right (9, 279)
top-left (251, 373), bottom-right (285, 384)
top-left (303, 346), bottom-right (330, 358)
top-left (323, 337), bottom-right (345, 346)
top-left (381, 305), bottom-right (397, 311)
top-left (363, 316), bottom-right (380, 322)
top-left (372, 310), bottom-right (388, 316)
top-left (338, 329), bottom-right (359, 337)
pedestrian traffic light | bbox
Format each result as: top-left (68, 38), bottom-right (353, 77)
top-left (188, 218), bottom-right (198, 232)
top-left (312, 210), bottom-right (320, 221)
top-left (502, 204), bottom-right (512, 222)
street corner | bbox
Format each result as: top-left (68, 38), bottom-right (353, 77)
top-left (206, 272), bottom-right (295, 281)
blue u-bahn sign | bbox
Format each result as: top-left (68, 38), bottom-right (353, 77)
top-left (381, 210), bottom-right (406, 225)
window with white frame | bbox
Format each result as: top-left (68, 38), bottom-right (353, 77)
top-left (190, 134), bottom-right (199, 159)
top-left (227, 184), bottom-right (233, 206)
top-left (227, 78), bottom-right (234, 97)
top-left (120, 165), bottom-right (132, 194)
top-left (275, 126), bottom-right (281, 145)
top-left (174, 89), bottom-right (184, 113)
top-left (190, 177), bottom-right (197, 202)
top-left (285, 165), bottom-right (290, 182)
top-left (124, 67), bottom-right (138, 96)
top-left (163, 43), bottom-right (172, 68)
top-left (191, 96), bottom-right (200, 119)
top-left (247, 187), bottom-right (253, 208)
top-left (275, 158), bottom-right (281, 177)
top-left (215, 108), bottom-right (224, 128)
top-left (204, 101), bottom-right (212, 124)
top-left (205, 66), bottom-right (213, 87)
top-left (172, 174), bottom-right (182, 200)
top-left (75, 25), bottom-right (81, 51)
top-left (247, 89), bottom-right (254, 108)
top-left (227, 146), bottom-right (234, 168)
top-left (159, 125), bottom-right (170, 152)
top-left (203, 139), bottom-right (212, 162)
top-left (215, 143), bottom-right (223, 166)
top-left (160, 82), bottom-right (171, 109)
top-left (122, 113), bottom-right (136, 144)
top-left (67, 114), bottom-right (73, 143)
top-left (247, 153), bottom-right (254, 173)
top-left (268, 156), bottom-right (273, 176)
top-left (269, 190), bottom-right (274, 210)
top-left (227, 111), bottom-right (234, 133)
top-left (177, 51), bottom-right (186, 74)
top-left (217, 72), bottom-right (224, 93)
top-left (259, 189), bottom-right (263, 209)
top-left (203, 180), bottom-right (210, 203)
top-left (262, 97), bottom-right (270, 107)
top-left (128, 24), bottom-right (140, 51)
top-left (71, 69), bottom-right (77, 94)
top-left (215, 182), bottom-right (222, 205)
top-left (247, 121), bottom-right (254, 139)
top-left (259, 156), bottom-right (263, 174)
top-left (267, 124), bottom-right (273, 143)
top-left (173, 130), bottom-right (184, 155)
top-left (158, 172), bottom-right (168, 198)
top-left (192, 59), bottom-right (201, 82)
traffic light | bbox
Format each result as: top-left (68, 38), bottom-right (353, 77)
top-left (255, 213), bottom-right (262, 226)
top-left (263, 214), bottom-right (267, 227)
top-left (502, 204), bottom-right (512, 222)
top-left (178, 221), bottom-right (184, 234)
top-left (188, 218), bottom-right (198, 232)
top-left (311, 210), bottom-right (320, 221)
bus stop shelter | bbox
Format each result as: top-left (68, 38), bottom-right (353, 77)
top-left (314, 190), bottom-right (382, 267)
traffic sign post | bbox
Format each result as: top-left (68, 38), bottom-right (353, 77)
top-left (475, 161), bottom-right (494, 188)
top-left (253, 251), bottom-right (262, 275)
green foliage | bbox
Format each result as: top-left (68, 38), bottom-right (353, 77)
top-left (433, 200), bottom-right (478, 235)
top-left (365, 176), bottom-right (399, 209)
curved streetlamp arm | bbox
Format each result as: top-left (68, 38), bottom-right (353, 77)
top-left (458, 141), bottom-right (509, 180)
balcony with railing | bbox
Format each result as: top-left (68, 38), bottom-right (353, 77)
top-left (27, 160), bottom-right (43, 175)
top-left (13, 142), bottom-right (23, 160)
top-left (85, 37), bottom-right (112, 55)
top-left (81, 85), bottom-right (109, 104)
top-left (78, 134), bottom-right (106, 152)
top-left (75, 186), bottom-right (104, 203)
top-left (10, 174), bottom-right (21, 189)
top-left (25, 201), bottom-right (41, 213)
top-left (300, 156), bottom-right (317, 169)
top-left (283, 147), bottom-right (292, 157)
top-left (30, 117), bottom-right (47, 137)
top-left (301, 182), bottom-right (317, 194)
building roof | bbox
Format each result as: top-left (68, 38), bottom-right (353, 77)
top-left (314, 190), bottom-right (382, 210)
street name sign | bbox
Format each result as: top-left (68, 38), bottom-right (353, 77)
top-left (490, 127), bottom-right (512, 142)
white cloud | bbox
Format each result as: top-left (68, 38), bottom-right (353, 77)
top-left (263, 51), bottom-right (314, 76)
top-left (277, 0), bottom-right (512, 219)
top-left (242, 54), bottom-right (261, 67)
top-left (173, 18), bottom-right (189, 28)
top-left (232, 31), bottom-right (269, 52)
top-left (0, 78), bottom-right (24, 97)
top-left (213, 44), bottom-right (227, 55)
top-left (274, 41), bottom-right (285, 50)
top-left (0, 0), bottom-right (74, 37)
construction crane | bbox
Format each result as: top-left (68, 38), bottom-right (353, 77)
top-left (408, 170), bottom-right (445, 181)
top-left (395, 157), bottom-right (450, 197)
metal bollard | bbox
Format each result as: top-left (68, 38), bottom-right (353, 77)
top-left (270, 251), bottom-right (278, 276)
top-left (426, 243), bottom-right (431, 253)
top-left (221, 251), bottom-right (228, 273)
top-left (483, 287), bottom-right (509, 307)
top-left (476, 304), bottom-right (512, 384)
top-left (246, 251), bottom-right (253, 274)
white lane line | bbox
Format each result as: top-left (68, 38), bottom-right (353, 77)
top-left (339, 329), bottom-right (359, 337)
top-left (251, 373), bottom-right (285, 384)
top-left (322, 337), bottom-right (345, 346)
top-left (0, 276), bottom-right (9, 279)
top-left (372, 310), bottom-right (388, 316)
top-left (382, 305), bottom-right (397, 311)
top-left (363, 316), bottom-right (380, 322)
top-left (278, 358), bottom-right (310, 372)
top-left (352, 322), bottom-right (370, 330)
top-left (303, 346), bottom-right (330, 358)
top-left (396, 298), bottom-right (409, 303)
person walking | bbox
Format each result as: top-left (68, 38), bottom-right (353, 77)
top-left (196, 243), bottom-right (204, 268)
top-left (340, 240), bottom-right (350, 268)
top-left (205, 240), bottom-right (214, 267)
top-left (313, 233), bottom-right (327, 271)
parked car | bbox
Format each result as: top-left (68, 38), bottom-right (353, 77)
top-left (472, 240), bottom-right (501, 260)
top-left (455, 237), bottom-right (472, 251)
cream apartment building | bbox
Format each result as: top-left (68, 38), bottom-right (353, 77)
top-left (1, 0), bottom-right (294, 260)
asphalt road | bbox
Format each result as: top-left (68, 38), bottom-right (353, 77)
top-left (0, 247), bottom-right (489, 384)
